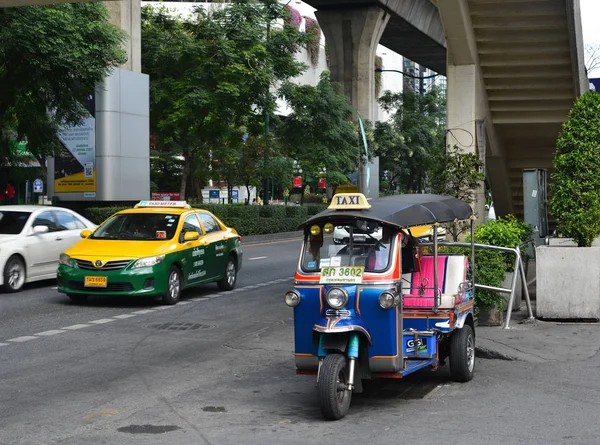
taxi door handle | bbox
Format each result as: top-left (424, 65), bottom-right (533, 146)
top-left (199, 241), bottom-right (209, 247)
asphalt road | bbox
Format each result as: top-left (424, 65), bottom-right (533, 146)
top-left (1, 238), bottom-right (600, 444)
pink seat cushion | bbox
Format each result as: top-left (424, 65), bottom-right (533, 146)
top-left (403, 255), bottom-right (447, 309)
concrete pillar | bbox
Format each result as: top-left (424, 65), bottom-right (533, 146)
top-left (445, 64), bottom-right (486, 219)
top-left (106, 0), bottom-right (141, 73)
top-left (315, 7), bottom-right (390, 198)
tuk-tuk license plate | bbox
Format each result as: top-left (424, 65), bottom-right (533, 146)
top-left (84, 276), bottom-right (108, 287)
top-left (320, 266), bottom-right (364, 284)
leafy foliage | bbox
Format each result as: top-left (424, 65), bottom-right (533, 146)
top-left (374, 87), bottom-right (446, 196)
top-left (0, 3), bottom-right (126, 172)
top-left (431, 145), bottom-right (484, 241)
top-left (284, 4), bottom-right (302, 28)
top-left (473, 214), bottom-right (532, 272)
top-left (142, 1), bottom-right (309, 200)
top-left (304, 17), bottom-right (321, 67)
top-left (550, 91), bottom-right (600, 247)
top-left (278, 72), bottom-right (358, 192)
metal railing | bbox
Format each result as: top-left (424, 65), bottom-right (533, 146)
top-left (420, 240), bottom-right (535, 329)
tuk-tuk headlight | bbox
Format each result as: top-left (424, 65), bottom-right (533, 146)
top-left (326, 287), bottom-right (348, 309)
top-left (285, 290), bottom-right (301, 307)
top-left (379, 290), bottom-right (400, 309)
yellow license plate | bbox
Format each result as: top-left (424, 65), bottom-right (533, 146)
top-left (84, 276), bottom-right (108, 287)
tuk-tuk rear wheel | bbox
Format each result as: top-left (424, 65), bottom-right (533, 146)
top-left (318, 353), bottom-right (352, 420)
top-left (449, 324), bottom-right (475, 382)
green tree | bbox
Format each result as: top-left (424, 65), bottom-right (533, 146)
top-left (0, 3), bottom-right (126, 177)
top-left (550, 91), bottom-right (600, 247)
top-left (374, 87), bottom-right (446, 194)
top-left (430, 144), bottom-right (484, 241)
top-left (142, 1), bottom-right (309, 200)
top-left (278, 71), bottom-right (358, 198)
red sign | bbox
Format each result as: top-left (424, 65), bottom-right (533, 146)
top-left (151, 192), bottom-right (181, 201)
top-left (318, 178), bottom-right (326, 188)
top-left (293, 176), bottom-right (302, 188)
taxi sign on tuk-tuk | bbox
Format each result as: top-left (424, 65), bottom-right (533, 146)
top-left (328, 193), bottom-right (371, 210)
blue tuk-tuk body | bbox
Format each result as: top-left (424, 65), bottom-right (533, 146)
top-left (285, 193), bottom-right (476, 420)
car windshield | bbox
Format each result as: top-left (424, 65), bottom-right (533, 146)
top-left (301, 222), bottom-right (393, 273)
top-left (0, 211), bottom-right (31, 235)
top-left (90, 213), bottom-right (180, 241)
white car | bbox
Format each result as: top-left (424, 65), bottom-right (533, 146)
top-left (333, 225), bottom-right (383, 244)
top-left (0, 205), bottom-right (96, 292)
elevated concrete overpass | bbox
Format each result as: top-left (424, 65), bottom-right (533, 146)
top-left (304, 0), bottom-right (586, 222)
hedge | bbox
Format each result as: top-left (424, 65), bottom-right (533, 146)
top-left (84, 203), bottom-right (328, 236)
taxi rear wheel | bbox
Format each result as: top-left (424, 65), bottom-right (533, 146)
top-left (217, 256), bottom-right (237, 291)
top-left (163, 265), bottom-right (182, 305)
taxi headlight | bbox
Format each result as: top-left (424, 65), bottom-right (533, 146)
top-left (59, 253), bottom-right (73, 268)
top-left (131, 255), bottom-right (165, 269)
top-left (326, 287), bottom-right (348, 309)
top-left (378, 290), bottom-right (400, 309)
top-left (284, 290), bottom-right (301, 307)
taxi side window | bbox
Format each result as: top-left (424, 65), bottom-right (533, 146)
top-left (180, 214), bottom-right (202, 242)
top-left (199, 213), bottom-right (220, 234)
top-left (33, 211), bottom-right (60, 232)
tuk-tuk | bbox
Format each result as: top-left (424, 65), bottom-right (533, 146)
top-left (284, 193), bottom-right (476, 420)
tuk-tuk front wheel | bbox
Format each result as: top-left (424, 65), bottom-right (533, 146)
top-left (449, 324), bottom-right (475, 382)
top-left (318, 353), bottom-right (352, 420)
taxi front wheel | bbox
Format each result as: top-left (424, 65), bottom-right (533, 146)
top-left (163, 265), bottom-right (182, 305)
top-left (217, 256), bottom-right (237, 291)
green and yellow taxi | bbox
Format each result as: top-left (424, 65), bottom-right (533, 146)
top-left (57, 201), bottom-right (243, 304)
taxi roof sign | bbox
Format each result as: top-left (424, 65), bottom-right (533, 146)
top-left (328, 193), bottom-right (371, 210)
top-left (135, 200), bottom-right (191, 209)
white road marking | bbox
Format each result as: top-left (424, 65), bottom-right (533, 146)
top-left (3, 278), bottom-right (293, 346)
top-left (7, 336), bottom-right (38, 343)
top-left (88, 319), bottom-right (115, 325)
top-left (62, 324), bottom-right (92, 330)
top-left (35, 330), bottom-right (66, 336)
top-left (248, 256), bottom-right (268, 261)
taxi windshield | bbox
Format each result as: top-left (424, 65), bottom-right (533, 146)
top-left (301, 222), bottom-right (393, 273)
top-left (91, 213), bottom-right (180, 241)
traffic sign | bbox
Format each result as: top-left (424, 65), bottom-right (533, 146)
top-left (33, 179), bottom-right (43, 193)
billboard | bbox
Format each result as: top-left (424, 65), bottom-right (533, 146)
top-left (54, 93), bottom-right (96, 195)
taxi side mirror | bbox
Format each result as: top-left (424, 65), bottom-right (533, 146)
top-left (183, 231), bottom-right (200, 242)
top-left (80, 229), bottom-right (92, 238)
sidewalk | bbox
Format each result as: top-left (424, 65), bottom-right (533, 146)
top-left (475, 302), bottom-right (600, 363)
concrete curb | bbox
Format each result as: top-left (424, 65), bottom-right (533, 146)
top-left (241, 231), bottom-right (303, 245)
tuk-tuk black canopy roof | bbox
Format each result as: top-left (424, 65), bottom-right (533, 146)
top-left (300, 194), bottom-right (473, 230)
